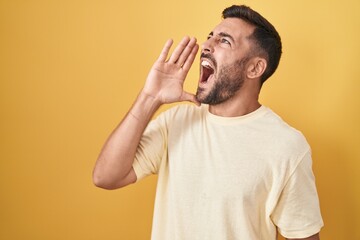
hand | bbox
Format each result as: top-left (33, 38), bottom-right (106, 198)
top-left (142, 36), bottom-right (199, 105)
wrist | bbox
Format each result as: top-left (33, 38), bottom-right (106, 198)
top-left (139, 89), bottom-right (162, 108)
top-left (129, 90), bottom-right (162, 121)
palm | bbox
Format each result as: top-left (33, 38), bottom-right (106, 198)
top-left (143, 37), bottom-right (199, 104)
top-left (146, 62), bottom-right (188, 103)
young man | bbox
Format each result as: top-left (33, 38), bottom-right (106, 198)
top-left (93, 5), bottom-right (323, 240)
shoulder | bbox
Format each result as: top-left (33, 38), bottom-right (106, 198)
top-left (159, 103), bottom-right (206, 123)
top-left (148, 104), bottom-right (205, 131)
top-left (260, 107), bottom-right (310, 156)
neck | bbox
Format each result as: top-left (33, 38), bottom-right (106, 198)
top-left (208, 84), bottom-right (261, 117)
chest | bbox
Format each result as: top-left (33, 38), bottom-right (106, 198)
top-left (166, 122), bottom-right (276, 202)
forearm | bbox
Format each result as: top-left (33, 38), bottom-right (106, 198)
top-left (93, 91), bottom-right (161, 189)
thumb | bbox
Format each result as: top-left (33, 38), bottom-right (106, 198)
top-left (180, 91), bottom-right (200, 106)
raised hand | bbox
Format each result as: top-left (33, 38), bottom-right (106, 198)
top-left (94, 37), bottom-right (199, 190)
top-left (142, 36), bottom-right (199, 105)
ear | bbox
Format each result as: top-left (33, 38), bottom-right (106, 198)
top-left (246, 57), bottom-right (267, 80)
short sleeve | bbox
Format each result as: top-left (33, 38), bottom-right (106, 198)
top-left (132, 115), bottom-right (167, 181)
top-left (271, 150), bottom-right (324, 238)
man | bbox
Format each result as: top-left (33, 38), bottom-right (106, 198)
top-left (93, 5), bottom-right (323, 240)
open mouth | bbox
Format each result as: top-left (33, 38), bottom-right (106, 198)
top-left (200, 60), bottom-right (215, 84)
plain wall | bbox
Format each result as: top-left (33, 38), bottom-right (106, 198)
top-left (1, 0), bottom-right (359, 239)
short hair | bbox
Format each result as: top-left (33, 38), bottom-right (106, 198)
top-left (222, 5), bottom-right (282, 84)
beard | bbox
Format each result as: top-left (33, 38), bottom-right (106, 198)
top-left (196, 57), bottom-right (248, 105)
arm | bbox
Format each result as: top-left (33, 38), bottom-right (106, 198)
top-left (286, 233), bottom-right (320, 240)
top-left (93, 36), bottom-right (199, 190)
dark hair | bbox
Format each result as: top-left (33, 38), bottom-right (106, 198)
top-left (222, 5), bottom-right (282, 84)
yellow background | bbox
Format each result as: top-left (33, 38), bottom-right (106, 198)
top-left (1, 0), bottom-right (359, 239)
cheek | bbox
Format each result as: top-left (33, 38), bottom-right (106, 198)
top-left (215, 51), bottom-right (239, 67)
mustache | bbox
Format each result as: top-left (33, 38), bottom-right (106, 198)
top-left (200, 53), bottom-right (217, 69)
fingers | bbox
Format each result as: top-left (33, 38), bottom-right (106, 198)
top-left (157, 39), bottom-right (173, 62)
top-left (182, 43), bottom-right (199, 72)
top-left (168, 36), bottom-right (191, 64)
top-left (156, 36), bottom-right (199, 74)
top-left (167, 36), bottom-right (198, 65)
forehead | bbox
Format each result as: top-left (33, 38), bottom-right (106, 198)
top-left (212, 17), bottom-right (255, 42)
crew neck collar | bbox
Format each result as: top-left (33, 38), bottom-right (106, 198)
top-left (204, 105), bottom-right (268, 125)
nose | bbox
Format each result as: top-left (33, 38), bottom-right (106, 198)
top-left (201, 38), bottom-right (214, 53)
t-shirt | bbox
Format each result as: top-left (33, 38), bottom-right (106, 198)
top-left (133, 104), bottom-right (323, 240)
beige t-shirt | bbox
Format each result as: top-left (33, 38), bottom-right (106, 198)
top-left (133, 104), bottom-right (323, 239)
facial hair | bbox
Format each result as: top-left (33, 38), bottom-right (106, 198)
top-left (196, 57), bottom-right (248, 105)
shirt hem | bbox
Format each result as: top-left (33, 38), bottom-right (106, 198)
top-left (278, 222), bottom-right (324, 239)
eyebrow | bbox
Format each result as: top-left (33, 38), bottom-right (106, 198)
top-left (208, 31), bottom-right (235, 43)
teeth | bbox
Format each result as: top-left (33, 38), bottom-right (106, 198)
top-left (201, 60), bottom-right (212, 68)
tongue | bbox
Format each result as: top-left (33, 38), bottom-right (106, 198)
top-left (201, 67), bottom-right (214, 83)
